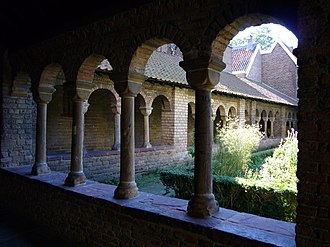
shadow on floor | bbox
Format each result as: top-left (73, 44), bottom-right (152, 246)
top-left (0, 207), bottom-right (73, 247)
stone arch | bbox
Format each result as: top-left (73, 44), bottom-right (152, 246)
top-left (150, 95), bottom-right (172, 146)
top-left (259, 110), bottom-right (267, 133)
top-left (127, 24), bottom-right (191, 75)
top-left (209, 14), bottom-right (280, 61)
top-left (39, 63), bottom-right (65, 87)
top-left (267, 111), bottom-right (274, 138)
top-left (228, 106), bottom-right (236, 119)
top-left (76, 54), bottom-right (107, 99)
top-left (84, 89), bottom-right (117, 151)
top-left (187, 102), bottom-right (195, 146)
top-left (11, 72), bottom-right (31, 97)
top-left (213, 105), bottom-right (226, 140)
top-left (255, 109), bottom-right (260, 125)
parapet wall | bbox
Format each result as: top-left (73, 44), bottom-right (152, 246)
top-left (0, 166), bottom-right (295, 247)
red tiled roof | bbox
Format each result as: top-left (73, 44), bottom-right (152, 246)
top-left (231, 47), bottom-right (256, 71)
top-left (142, 51), bottom-right (298, 106)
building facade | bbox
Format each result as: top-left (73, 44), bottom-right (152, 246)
top-left (1, 0), bottom-right (329, 246)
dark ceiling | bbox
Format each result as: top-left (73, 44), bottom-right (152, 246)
top-left (1, 1), bottom-right (298, 50)
top-left (0, 0), bottom-right (157, 50)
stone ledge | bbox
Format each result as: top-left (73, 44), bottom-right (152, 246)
top-left (0, 166), bottom-right (295, 246)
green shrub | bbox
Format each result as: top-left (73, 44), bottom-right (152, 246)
top-left (258, 129), bottom-right (298, 191)
top-left (248, 148), bottom-right (275, 173)
top-left (213, 120), bottom-right (263, 177)
top-left (160, 167), bottom-right (296, 222)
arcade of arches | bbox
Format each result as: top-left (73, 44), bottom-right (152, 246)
top-left (1, 0), bottom-right (330, 246)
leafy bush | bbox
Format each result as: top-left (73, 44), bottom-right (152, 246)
top-left (258, 129), bottom-right (298, 191)
top-left (248, 148), bottom-right (275, 173)
top-left (213, 120), bottom-right (263, 177)
top-left (160, 167), bottom-right (297, 222)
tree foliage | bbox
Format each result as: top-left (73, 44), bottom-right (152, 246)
top-left (230, 26), bottom-right (276, 51)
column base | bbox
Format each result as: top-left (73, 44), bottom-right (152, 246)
top-left (64, 171), bottom-right (86, 186)
top-left (31, 163), bottom-right (51, 175)
top-left (142, 142), bottom-right (152, 148)
top-left (187, 193), bottom-right (219, 218)
top-left (112, 143), bottom-right (120, 151)
top-left (114, 181), bottom-right (138, 199)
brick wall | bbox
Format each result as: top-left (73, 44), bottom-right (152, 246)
top-left (85, 89), bottom-right (115, 151)
top-left (47, 86), bottom-right (72, 153)
top-left (1, 82), bottom-right (36, 166)
top-left (247, 48), bottom-right (262, 82)
top-left (48, 146), bottom-right (190, 182)
top-left (0, 167), bottom-right (296, 247)
top-left (262, 44), bottom-right (298, 98)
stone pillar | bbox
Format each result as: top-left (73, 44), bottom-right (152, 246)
top-left (180, 58), bottom-right (225, 218)
top-left (251, 101), bottom-right (257, 126)
top-left (111, 104), bottom-right (121, 150)
top-left (139, 106), bottom-right (152, 148)
top-left (110, 72), bottom-right (143, 199)
top-left (238, 98), bottom-right (246, 126)
top-left (270, 118), bottom-right (275, 138)
top-left (65, 97), bottom-right (89, 186)
top-left (31, 86), bottom-right (56, 175)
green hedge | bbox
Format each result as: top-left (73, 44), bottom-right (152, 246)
top-left (160, 167), bottom-right (296, 222)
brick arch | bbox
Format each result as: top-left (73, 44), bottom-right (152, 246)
top-left (268, 110), bottom-right (274, 119)
top-left (11, 72), bottom-right (31, 97)
top-left (127, 23), bottom-right (191, 76)
top-left (213, 104), bottom-right (226, 117)
top-left (209, 14), bottom-right (280, 62)
top-left (228, 106), bottom-right (237, 118)
top-left (77, 54), bottom-right (108, 83)
top-left (89, 84), bottom-right (120, 106)
top-left (39, 63), bottom-right (65, 87)
top-left (151, 94), bottom-right (171, 111)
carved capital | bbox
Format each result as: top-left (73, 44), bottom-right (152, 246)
top-left (109, 71), bottom-right (144, 97)
top-left (180, 58), bottom-right (225, 90)
top-left (111, 104), bottom-right (121, 115)
top-left (38, 85), bottom-right (56, 104)
top-left (139, 106), bottom-right (153, 116)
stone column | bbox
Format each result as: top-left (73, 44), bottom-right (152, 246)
top-left (110, 72), bottom-right (143, 199)
top-left (180, 58), bottom-right (225, 218)
top-left (238, 98), bottom-right (246, 126)
top-left (31, 86), bottom-right (55, 175)
top-left (65, 97), bottom-right (89, 186)
top-left (270, 117), bottom-right (275, 138)
top-left (139, 106), bottom-right (153, 148)
top-left (111, 104), bottom-right (121, 150)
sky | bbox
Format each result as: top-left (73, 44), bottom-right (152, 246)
top-left (234, 23), bottom-right (298, 49)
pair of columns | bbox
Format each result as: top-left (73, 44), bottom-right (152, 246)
top-left (32, 59), bottom-right (224, 218)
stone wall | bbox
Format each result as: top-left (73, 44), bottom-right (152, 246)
top-left (0, 166), bottom-right (296, 247)
top-left (1, 77), bottom-right (36, 167)
top-left (48, 146), bottom-right (190, 182)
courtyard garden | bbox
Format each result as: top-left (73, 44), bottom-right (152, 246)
top-left (106, 120), bottom-right (298, 222)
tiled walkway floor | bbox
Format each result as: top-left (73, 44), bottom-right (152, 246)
top-left (0, 208), bottom-right (72, 247)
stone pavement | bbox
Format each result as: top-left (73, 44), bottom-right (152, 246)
top-left (0, 207), bottom-right (72, 247)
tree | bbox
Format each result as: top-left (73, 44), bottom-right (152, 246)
top-left (230, 26), bottom-right (276, 51)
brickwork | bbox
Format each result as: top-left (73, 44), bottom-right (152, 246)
top-left (47, 87), bottom-right (72, 153)
top-left (48, 146), bottom-right (189, 182)
top-left (247, 48), bottom-right (262, 82)
top-left (85, 89), bottom-right (115, 151)
top-left (3, 0), bottom-right (330, 245)
top-left (0, 167), bottom-right (295, 247)
top-left (262, 43), bottom-right (298, 99)
top-left (1, 82), bottom-right (36, 166)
